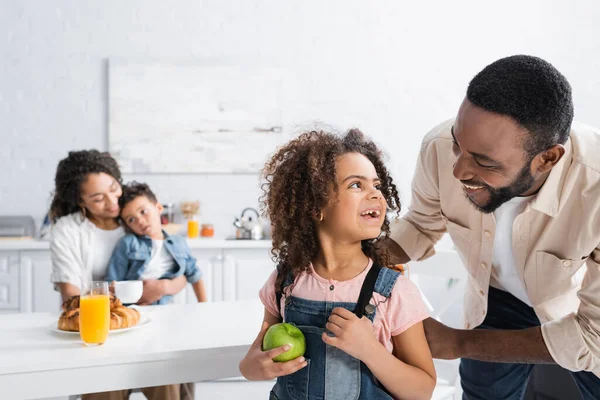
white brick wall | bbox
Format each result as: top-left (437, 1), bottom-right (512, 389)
top-left (2, 0), bottom-right (600, 235)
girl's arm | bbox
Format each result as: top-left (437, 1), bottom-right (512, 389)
top-left (323, 308), bottom-right (436, 400)
top-left (239, 309), bottom-right (308, 381)
top-left (369, 321), bottom-right (436, 400)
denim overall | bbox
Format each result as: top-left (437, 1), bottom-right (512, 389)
top-left (270, 264), bottom-right (401, 400)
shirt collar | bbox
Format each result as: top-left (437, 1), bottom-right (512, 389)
top-left (139, 229), bottom-right (170, 241)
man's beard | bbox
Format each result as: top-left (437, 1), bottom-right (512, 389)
top-left (465, 162), bottom-right (535, 214)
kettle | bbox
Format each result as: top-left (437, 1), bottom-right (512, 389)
top-left (233, 207), bottom-right (263, 240)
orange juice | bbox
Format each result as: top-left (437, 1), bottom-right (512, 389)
top-left (80, 294), bottom-right (110, 345)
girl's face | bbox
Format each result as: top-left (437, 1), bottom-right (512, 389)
top-left (79, 173), bottom-right (122, 220)
top-left (319, 152), bottom-right (387, 242)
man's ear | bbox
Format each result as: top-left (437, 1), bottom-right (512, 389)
top-left (156, 202), bottom-right (164, 213)
top-left (533, 144), bottom-right (565, 174)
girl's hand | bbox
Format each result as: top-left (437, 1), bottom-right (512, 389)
top-left (240, 321), bottom-right (308, 381)
top-left (322, 307), bottom-right (379, 362)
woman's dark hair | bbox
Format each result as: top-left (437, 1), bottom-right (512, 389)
top-left (49, 150), bottom-right (122, 221)
top-left (261, 129), bottom-right (401, 296)
top-left (119, 181), bottom-right (158, 210)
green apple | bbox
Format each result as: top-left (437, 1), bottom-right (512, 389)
top-left (262, 322), bottom-right (306, 362)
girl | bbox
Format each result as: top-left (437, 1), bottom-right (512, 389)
top-left (239, 129), bottom-right (436, 400)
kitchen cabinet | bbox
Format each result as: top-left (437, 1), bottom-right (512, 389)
top-left (184, 248), bottom-right (222, 303)
top-left (0, 250), bottom-right (63, 314)
top-left (222, 248), bottom-right (274, 301)
top-left (0, 251), bottom-right (20, 313)
top-left (23, 250), bottom-right (62, 312)
top-left (182, 248), bottom-right (275, 303)
top-left (0, 240), bottom-right (275, 314)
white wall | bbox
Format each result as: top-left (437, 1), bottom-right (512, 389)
top-left (2, 0), bottom-right (600, 236)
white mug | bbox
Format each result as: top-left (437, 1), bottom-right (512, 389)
top-left (113, 281), bottom-right (143, 304)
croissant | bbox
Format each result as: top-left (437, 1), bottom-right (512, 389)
top-left (111, 306), bottom-right (140, 329)
top-left (61, 296), bottom-right (80, 311)
top-left (57, 309), bottom-right (80, 331)
top-left (110, 294), bottom-right (123, 309)
top-left (58, 294), bottom-right (140, 331)
top-left (109, 312), bottom-right (123, 330)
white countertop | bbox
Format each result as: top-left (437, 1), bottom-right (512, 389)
top-left (0, 300), bottom-right (264, 399)
top-left (0, 237), bottom-right (272, 251)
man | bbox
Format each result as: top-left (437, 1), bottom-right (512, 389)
top-left (388, 55), bottom-right (600, 399)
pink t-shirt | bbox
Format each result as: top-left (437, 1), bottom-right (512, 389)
top-left (259, 259), bottom-right (429, 353)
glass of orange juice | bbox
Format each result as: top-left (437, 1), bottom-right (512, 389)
top-left (80, 281), bottom-right (110, 346)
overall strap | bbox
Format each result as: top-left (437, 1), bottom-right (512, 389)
top-left (275, 269), bottom-right (294, 314)
top-left (276, 287), bottom-right (283, 314)
top-left (353, 263), bottom-right (382, 318)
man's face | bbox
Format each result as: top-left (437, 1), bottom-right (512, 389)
top-left (452, 99), bottom-right (537, 213)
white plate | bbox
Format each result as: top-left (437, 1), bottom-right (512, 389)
top-left (50, 311), bottom-right (152, 335)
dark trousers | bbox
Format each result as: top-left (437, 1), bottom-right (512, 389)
top-left (460, 286), bottom-right (600, 400)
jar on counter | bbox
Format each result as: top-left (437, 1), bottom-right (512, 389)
top-left (200, 224), bottom-right (215, 238)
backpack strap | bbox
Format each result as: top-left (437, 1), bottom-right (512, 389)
top-left (353, 263), bottom-right (382, 318)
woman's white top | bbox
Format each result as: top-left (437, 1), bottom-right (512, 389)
top-left (50, 212), bottom-right (125, 289)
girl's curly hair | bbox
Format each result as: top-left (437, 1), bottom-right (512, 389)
top-left (261, 129), bottom-right (401, 296)
top-left (49, 150), bottom-right (122, 222)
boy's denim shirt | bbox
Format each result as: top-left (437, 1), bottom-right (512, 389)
top-left (106, 230), bottom-right (202, 305)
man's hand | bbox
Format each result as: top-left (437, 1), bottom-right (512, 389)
top-left (374, 237), bottom-right (411, 266)
top-left (322, 307), bottom-right (380, 362)
top-left (137, 279), bottom-right (168, 305)
top-left (422, 317), bottom-right (461, 360)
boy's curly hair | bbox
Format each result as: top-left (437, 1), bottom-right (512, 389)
top-left (261, 129), bottom-right (401, 296)
top-left (49, 150), bottom-right (122, 222)
top-left (118, 181), bottom-right (158, 211)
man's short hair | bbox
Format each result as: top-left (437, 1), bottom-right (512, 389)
top-left (467, 55), bottom-right (574, 157)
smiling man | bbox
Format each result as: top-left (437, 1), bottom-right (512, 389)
top-left (388, 55), bottom-right (600, 399)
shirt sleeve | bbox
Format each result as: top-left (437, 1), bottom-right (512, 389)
top-left (390, 123), bottom-right (450, 262)
top-left (387, 276), bottom-right (430, 336)
top-left (182, 239), bottom-right (203, 284)
top-left (106, 238), bottom-right (129, 282)
top-left (50, 219), bottom-right (83, 289)
top-left (259, 269), bottom-right (280, 319)
top-left (541, 246), bottom-right (600, 374)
